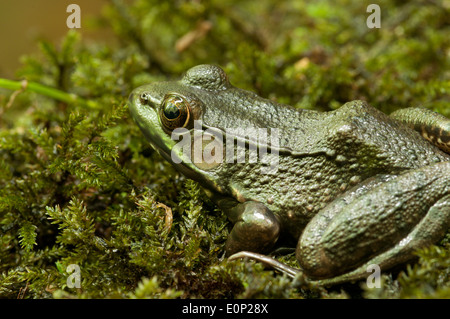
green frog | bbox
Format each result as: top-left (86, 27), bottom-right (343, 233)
top-left (128, 64), bottom-right (450, 285)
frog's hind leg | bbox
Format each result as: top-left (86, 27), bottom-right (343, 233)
top-left (230, 162), bottom-right (450, 286)
top-left (320, 192), bottom-right (450, 286)
top-left (228, 186), bottom-right (448, 287)
top-left (239, 188), bottom-right (448, 287)
top-left (390, 107), bottom-right (450, 153)
top-left (297, 161), bottom-right (450, 283)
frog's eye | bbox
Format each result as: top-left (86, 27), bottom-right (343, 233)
top-left (160, 94), bottom-right (191, 131)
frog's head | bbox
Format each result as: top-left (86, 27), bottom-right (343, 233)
top-left (128, 64), bottom-right (233, 191)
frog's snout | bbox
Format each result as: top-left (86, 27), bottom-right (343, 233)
top-left (128, 89), bottom-right (156, 116)
top-left (128, 90), bottom-right (147, 121)
top-left (127, 91), bottom-right (139, 116)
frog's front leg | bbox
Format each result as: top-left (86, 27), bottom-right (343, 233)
top-left (390, 106), bottom-right (450, 153)
top-left (217, 198), bottom-right (281, 256)
top-left (298, 161), bottom-right (450, 280)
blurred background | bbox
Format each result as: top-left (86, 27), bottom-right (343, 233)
top-left (0, 0), bottom-right (448, 299)
top-left (1, 0), bottom-right (447, 115)
top-left (0, 0), bottom-right (112, 77)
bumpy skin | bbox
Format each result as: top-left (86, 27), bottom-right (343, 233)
top-left (128, 64), bottom-right (450, 284)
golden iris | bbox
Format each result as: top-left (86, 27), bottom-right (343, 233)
top-left (160, 94), bottom-right (190, 131)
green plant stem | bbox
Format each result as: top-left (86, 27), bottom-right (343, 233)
top-left (0, 78), bottom-right (99, 109)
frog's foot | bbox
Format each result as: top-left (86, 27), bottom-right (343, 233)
top-left (297, 161), bottom-right (450, 281)
top-left (222, 201), bottom-right (281, 256)
top-left (390, 107), bottom-right (450, 153)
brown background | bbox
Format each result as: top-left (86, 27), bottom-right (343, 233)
top-left (0, 0), bottom-right (112, 77)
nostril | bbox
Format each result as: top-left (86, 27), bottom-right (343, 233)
top-left (139, 92), bottom-right (151, 105)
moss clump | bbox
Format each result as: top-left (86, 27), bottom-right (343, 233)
top-left (0, 0), bottom-right (449, 298)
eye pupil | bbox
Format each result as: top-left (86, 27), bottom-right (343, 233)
top-left (163, 102), bottom-right (181, 119)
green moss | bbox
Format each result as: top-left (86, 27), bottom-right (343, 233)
top-left (0, 0), bottom-right (448, 299)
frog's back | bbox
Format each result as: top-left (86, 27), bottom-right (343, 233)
top-left (203, 85), bottom-right (449, 168)
top-left (320, 100), bottom-right (450, 172)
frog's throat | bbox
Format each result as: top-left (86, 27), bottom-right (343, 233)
top-left (154, 140), bottom-right (224, 192)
